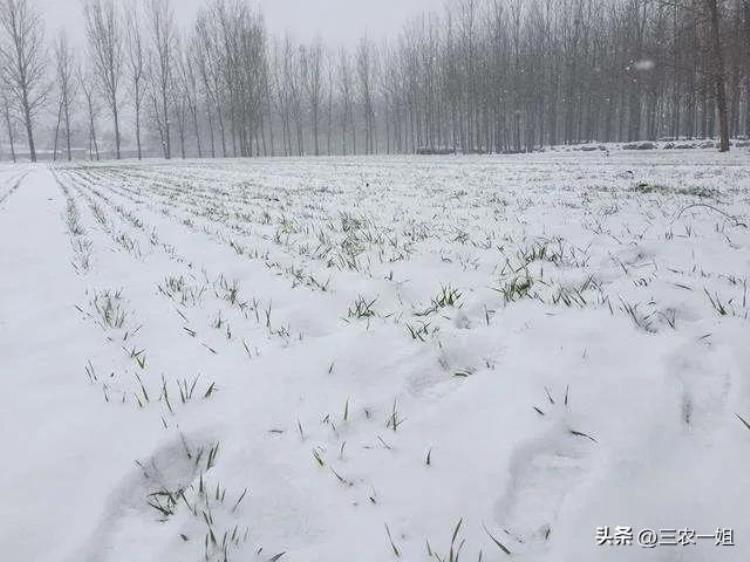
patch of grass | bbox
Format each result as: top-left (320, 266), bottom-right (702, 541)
top-left (407, 321), bottom-right (434, 341)
top-left (433, 285), bottom-right (462, 308)
top-left (386, 399), bottom-right (405, 432)
top-left (92, 288), bottom-right (128, 330)
top-left (494, 273), bottom-right (534, 303)
top-left (348, 295), bottom-right (378, 319)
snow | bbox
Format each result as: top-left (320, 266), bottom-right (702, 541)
top-left (1, 149), bottom-right (749, 562)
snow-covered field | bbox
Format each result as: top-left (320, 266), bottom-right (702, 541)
top-left (1, 151), bottom-right (749, 562)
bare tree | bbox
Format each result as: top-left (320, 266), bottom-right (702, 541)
top-left (177, 34), bottom-right (203, 157)
top-left (356, 36), bottom-right (377, 154)
top-left (271, 38), bottom-right (293, 156)
top-left (705, 0), bottom-right (730, 151)
top-left (53, 33), bottom-right (76, 161)
top-left (744, 0), bottom-right (750, 136)
top-left (338, 48), bottom-right (355, 154)
top-left (2, 91), bottom-right (15, 162)
top-left (193, 24), bottom-right (215, 158)
top-left (79, 64), bottom-right (101, 160)
top-left (325, 50), bottom-right (334, 155)
top-left (174, 38), bottom-right (188, 159)
top-left (195, 4), bottom-right (227, 157)
top-left (214, 0), bottom-right (266, 158)
top-left (301, 38), bottom-right (323, 155)
top-left (0, 0), bottom-right (47, 162)
top-left (283, 37), bottom-right (305, 156)
top-left (125, 0), bottom-right (145, 159)
top-left (149, 0), bottom-right (175, 159)
top-left (84, 0), bottom-right (123, 159)
top-left (262, 45), bottom-right (275, 156)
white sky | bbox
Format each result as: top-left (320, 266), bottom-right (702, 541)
top-left (38, 0), bottom-right (442, 48)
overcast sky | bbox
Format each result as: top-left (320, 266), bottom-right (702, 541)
top-left (37, 0), bottom-right (442, 48)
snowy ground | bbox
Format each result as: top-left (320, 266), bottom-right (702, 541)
top-left (1, 150), bottom-right (749, 562)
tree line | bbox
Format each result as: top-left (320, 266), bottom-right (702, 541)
top-left (1, 0), bottom-right (748, 162)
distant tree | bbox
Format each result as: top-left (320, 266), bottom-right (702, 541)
top-left (301, 38), bottom-right (323, 155)
top-left (744, 0), bottom-right (750, 135)
top-left (1, 92), bottom-right (16, 162)
top-left (261, 46), bottom-right (275, 156)
top-left (283, 37), bottom-right (304, 156)
top-left (79, 64), bottom-right (101, 160)
top-left (214, 0), bottom-right (266, 158)
top-left (324, 50), bottom-right (334, 155)
top-left (177, 34), bottom-right (203, 157)
top-left (705, 0), bottom-right (730, 151)
top-left (148, 0), bottom-right (176, 159)
top-left (53, 33), bottom-right (76, 161)
top-left (125, 0), bottom-right (146, 159)
top-left (173, 38), bottom-right (188, 158)
top-left (84, 0), bottom-right (123, 159)
top-left (356, 37), bottom-right (377, 154)
top-left (195, 4), bottom-right (227, 157)
top-left (338, 48), bottom-right (355, 155)
top-left (0, 0), bottom-right (47, 162)
top-left (270, 39), bottom-right (292, 156)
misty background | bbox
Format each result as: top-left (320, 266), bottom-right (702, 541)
top-left (1, 0), bottom-right (748, 162)
top-left (38, 0), bottom-right (439, 49)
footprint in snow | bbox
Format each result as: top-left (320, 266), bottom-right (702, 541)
top-left (71, 435), bottom-right (204, 562)
top-left (666, 341), bottom-right (732, 434)
top-left (493, 389), bottom-right (597, 555)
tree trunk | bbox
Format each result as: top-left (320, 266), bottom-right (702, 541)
top-left (21, 92), bottom-right (36, 163)
top-left (4, 100), bottom-right (16, 163)
top-left (64, 101), bottom-right (72, 161)
top-left (706, 0), bottom-right (730, 152)
top-left (135, 95), bottom-right (142, 160)
top-left (53, 98), bottom-right (63, 162)
top-left (162, 90), bottom-right (171, 159)
top-left (88, 99), bottom-right (100, 161)
top-left (206, 104), bottom-right (216, 158)
top-left (744, 0), bottom-right (750, 136)
top-left (191, 105), bottom-right (203, 158)
top-left (113, 104), bottom-right (121, 159)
